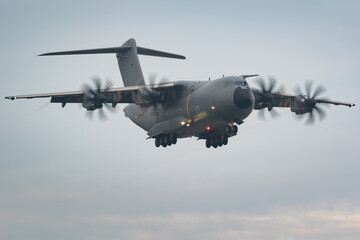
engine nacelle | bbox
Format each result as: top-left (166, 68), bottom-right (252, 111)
top-left (253, 90), bottom-right (273, 110)
top-left (135, 88), bottom-right (163, 107)
top-left (290, 96), bottom-right (315, 115)
top-left (82, 91), bottom-right (104, 110)
top-left (82, 101), bottom-right (103, 111)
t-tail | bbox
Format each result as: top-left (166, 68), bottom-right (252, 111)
top-left (39, 38), bottom-right (185, 87)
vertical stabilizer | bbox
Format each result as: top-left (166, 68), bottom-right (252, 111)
top-left (38, 38), bottom-right (185, 87)
top-left (116, 38), bottom-right (145, 87)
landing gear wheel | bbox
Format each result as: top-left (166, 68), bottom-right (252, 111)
top-left (213, 137), bottom-right (218, 148)
top-left (170, 135), bottom-right (177, 145)
top-left (163, 136), bottom-right (168, 146)
top-left (209, 138), bottom-right (214, 146)
top-left (155, 138), bottom-right (160, 147)
top-left (226, 126), bottom-right (232, 134)
top-left (205, 139), bottom-right (211, 148)
top-left (217, 136), bottom-right (223, 147)
top-left (232, 125), bottom-right (238, 134)
top-left (223, 136), bottom-right (228, 145)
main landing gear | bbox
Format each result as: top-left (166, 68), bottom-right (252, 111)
top-left (205, 135), bottom-right (228, 148)
top-left (155, 134), bottom-right (177, 148)
top-left (205, 125), bottom-right (238, 148)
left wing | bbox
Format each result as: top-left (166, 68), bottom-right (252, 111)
top-left (252, 88), bottom-right (355, 114)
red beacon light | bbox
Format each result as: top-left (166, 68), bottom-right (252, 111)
top-left (206, 125), bottom-right (212, 131)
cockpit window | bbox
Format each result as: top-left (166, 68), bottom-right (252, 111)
top-left (234, 81), bottom-right (247, 86)
top-left (234, 81), bottom-right (242, 86)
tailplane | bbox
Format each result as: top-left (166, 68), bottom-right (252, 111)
top-left (39, 38), bottom-right (185, 87)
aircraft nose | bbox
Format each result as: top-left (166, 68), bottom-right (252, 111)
top-left (233, 87), bottom-right (253, 108)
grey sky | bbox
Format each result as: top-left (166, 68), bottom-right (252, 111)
top-left (1, 1), bottom-right (360, 240)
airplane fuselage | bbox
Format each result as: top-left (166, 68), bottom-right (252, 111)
top-left (124, 76), bottom-right (254, 140)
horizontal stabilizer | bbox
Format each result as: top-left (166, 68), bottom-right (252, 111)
top-left (39, 46), bottom-right (185, 59)
top-left (38, 46), bottom-right (132, 56)
top-left (137, 47), bottom-right (185, 59)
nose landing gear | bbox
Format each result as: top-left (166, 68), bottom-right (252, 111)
top-left (226, 125), bottom-right (238, 134)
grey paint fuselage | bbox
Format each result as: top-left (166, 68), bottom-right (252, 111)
top-left (124, 76), bottom-right (254, 139)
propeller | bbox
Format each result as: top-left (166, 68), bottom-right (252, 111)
top-left (255, 75), bottom-right (285, 120)
top-left (147, 72), bottom-right (169, 86)
top-left (80, 77), bottom-right (116, 121)
top-left (293, 80), bottom-right (328, 125)
top-left (141, 73), bottom-right (169, 108)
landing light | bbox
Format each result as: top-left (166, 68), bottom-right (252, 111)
top-left (211, 106), bottom-right (215, 110)
top-left (181, 121), bottom-right (186, 126)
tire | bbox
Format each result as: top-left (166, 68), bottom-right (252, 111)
top-left (205, 139), bottom-right (211, 148)
top-left (170, 135), bottom-right (177, 145)
top-left (226, 126), bottom-right (232, 133)
top-left (213, 137), bottom-right (218, 148)
top-left (223, 136), bottom-right (228, 145)
top-left (233, 125), bottom-right (238, 134)
top-left (217, 136), bottom-right (222, 147)
top-left (163, 136), bottom-right (168, 146)
top-left (155, 138), bottom-right (160, 147)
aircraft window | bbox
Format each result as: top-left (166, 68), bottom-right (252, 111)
top-left (234, 81), bottom-right (247, 86)
top-left (234, 81), bottom-right (242, 86)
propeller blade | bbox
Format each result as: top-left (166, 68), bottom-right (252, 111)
top-left (277, 84), bottom-right (286, 94)
top-left (98, 108), bottom-right (108, 121)
top-left (306, 111), bottom-right (315, 125)
top-left (294, 113), bottom-right (305, 121)
top-left (294, 84), bottom-right (303, 95)
top-left (313, 105), bottom-right (327, 122)
top-left (305, 81), bottom-right (313, 98)
top-left (269, 108), bottom-right (280, 119)
top-left (81, 83), bottom-right (97, 96)
top-left (85, 110), bottom-right (94, 120)
top-left (103, 103), bottom-right (115, 113)
top-left (105, 78), bottom-right (114, 90)
top-left (256, 77), bottom-right (267, 93)
top-left (160, 76), bottom-right (170, 84)
top-left (268, 76), bottom-right (277, 92)
top-left (148, 73), bottom-right (157, 85)
top-left (258, 108), bottom-right (266, 120)
top-left (312, 84), bottom-right (326, 99)
top-left (92, 77), bottom-right (102, 92)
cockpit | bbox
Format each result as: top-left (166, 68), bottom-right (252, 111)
top-left (234, 80), bottom-right (249, 88)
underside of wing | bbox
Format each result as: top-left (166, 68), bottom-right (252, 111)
top-left (5, 82), bottom-right (178, 108)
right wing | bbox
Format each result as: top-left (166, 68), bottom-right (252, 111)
top-left (5, 82), bottom-right (177, 107)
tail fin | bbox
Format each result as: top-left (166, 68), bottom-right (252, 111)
top-left (39, 38), bottom-right (185, 87)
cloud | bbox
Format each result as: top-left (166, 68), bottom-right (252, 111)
top-left (92, 206), bottom-right (360, 240)
top-left (4, 204), bottom-right (357, 240)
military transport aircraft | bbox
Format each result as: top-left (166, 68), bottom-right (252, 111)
top-left (5, 38), bottom-right (355, 148)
